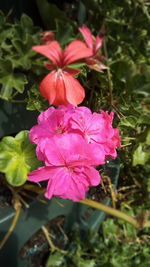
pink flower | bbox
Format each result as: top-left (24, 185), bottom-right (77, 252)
top-left (70, 108), bottom-right (121, 158)
top-left (32, 40), bottom-right (93, 105)
top-left (79, 24), bottom-right (107, 72)
top-left (29, 105), bottom-right (120, 161)
top-left (29, 104), bottom-right (75, 145)
top-left (28, 105), bottom-right (121, 201)
top-left (28, 134), bottom-right (101, 201)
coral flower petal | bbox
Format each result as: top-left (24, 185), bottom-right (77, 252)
top-left (40, 71), bottom-right (70, 105)
top-left (63, 40), bottom-right (93, 65)
top-left (39, 71), bottom-right (57, 104)
top-left (40, 71), bottom-right (85, 106)
top-left (32, 41), bottom-right (62, 65)
top-left (79, 24), bottom-right (94, 50)
top-left (95, 34), bottom-right (104, 53)
top-left (63, 72), bottom-right (85, 105)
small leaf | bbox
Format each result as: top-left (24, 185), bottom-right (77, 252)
top-left (46, 252), bottom-right (64, 267)
top-left (20, 14), bottom-right (34, 31)
top-left (132, 143), bottom-right (150, 166)
top-left (0, 130), bottom-right (42, 186)
top-left (0, 59), bottom-right (28, 99)
top-left (119, 116), bottom-right (137, 128)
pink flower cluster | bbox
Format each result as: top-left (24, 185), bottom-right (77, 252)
top-left (28, 105), bottom-right (120, 201)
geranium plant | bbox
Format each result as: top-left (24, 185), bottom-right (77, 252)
top-left (0, 2), bottom-right (150, 264)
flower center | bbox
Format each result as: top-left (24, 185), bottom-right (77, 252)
top-left (57, 68), bottom-right (63, 76)
top-left (68, 167), bottom-right (74, 172)
top-left (55, 125), bottom-right (63, 134)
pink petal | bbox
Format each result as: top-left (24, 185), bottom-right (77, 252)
top-left (112, 128), bottom-right (121, 147)
top-left (28, 166), bottom-right (53, 182)
top-left (37, 107), bottom-right (55, 124)
top-left (63, 72), bottom-right (85, 105)
top-left (83, 166), bottom-right (101, 186)
top-left (79, 24), bottom-right (94, 50)
top-left (45, 167), bottom-right (89, 201)
top-left (45, 167), bottom-right (69, 199)
top-left (87, 143), bottom-right (106, 165)
top-left (32, 41), bottom-right (62, 65)
top-left (63, 40), bottom-right (93, 65)
top-left (29, 125), bottom-right (51, 144)
top-left (44, 133), bottom-right (84, 165)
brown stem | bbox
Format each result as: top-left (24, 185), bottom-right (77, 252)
top-left (0, 205), bottom-right (22, 249)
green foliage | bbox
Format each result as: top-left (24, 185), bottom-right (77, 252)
top-left (132, 128), bottom-right (150, 166)
top-left (36, 0), bottom-right (75, 30)
top-left (27, 85), bottom-right (48, 112)
top-left (46, 253), bottom-right (66, 267)
top-left (0, 130), bottom-right (42, 186)
top-left (0, 59), bottom-right (27, 99)
top-left (27, 2), bottom-right (150, 265)
top-left (0, 1), bottom-right (149, 264)
top-left (55, 20), bottom-right (75, 46)
top-left (45, 217), bottom-right (150, 267)
top-left (0, 11), bottom-right (47, 107)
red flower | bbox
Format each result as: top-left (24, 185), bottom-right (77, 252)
top-left (32, 40), bottom-right (93, 106)
top-left (79, 24), bottom-right (107, 72)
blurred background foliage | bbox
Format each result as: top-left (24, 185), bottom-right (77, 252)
top-left (0, 0), bottom-right (149, 266)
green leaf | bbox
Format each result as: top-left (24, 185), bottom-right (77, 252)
top-left (132, 143), bottom-right (150, 166)
top-left (0, 59), bottom-right (28, 99)
top-left (119, 116), bottom-right (138, 128)
top-left (0, 130), bottom-right (42, 186)
top-left (27, 85), bottom-right (48, 112)
top-left (46, 252), bottom-right (64, 267)
top-left (76, 258), bottom-right (95, 267)
top-left (20, 14), bottom-right (34, 31)
top-left (55, 19), bottom-right (74, 46)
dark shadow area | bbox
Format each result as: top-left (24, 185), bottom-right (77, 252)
top-left (0, 232), bottom-right (18, 267)
top-left (0, 0), bottom-right (43, 26)
top-left (0, 100), bottom-right (39, 138)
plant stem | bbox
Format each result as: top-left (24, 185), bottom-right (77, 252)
top-left (0, 206), bottom-right (22, 249)
top-left (103, 38), bottom-right (113, 106)
top-left (41, 225), bottom-right (57, 253)
top-left (41, 225), bottom-right (67, 254)
top-left (80, 198), bottom-right (138, 228)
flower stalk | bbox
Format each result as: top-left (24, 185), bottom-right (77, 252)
top-left (103, 37), bottom-right (113, 106)
top-left (80, 198), bottom-right (150, 230)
